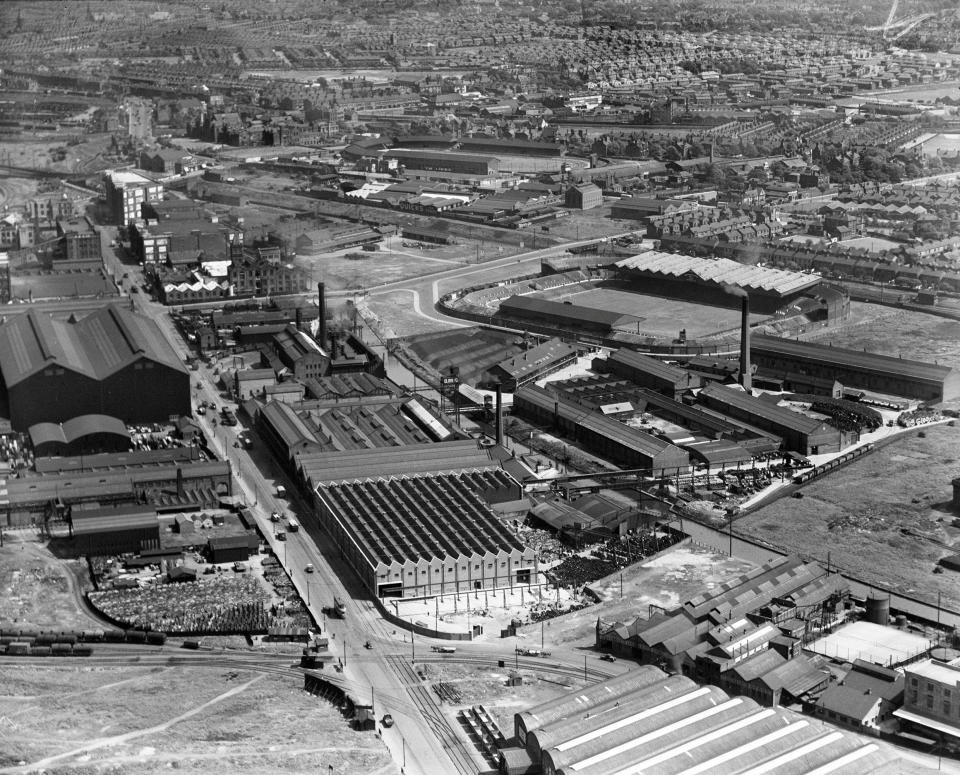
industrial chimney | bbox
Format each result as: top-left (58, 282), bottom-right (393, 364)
top-left (317, 282), bottom-right (327, 350)
top-left (295, 307), bottom-right (303, 332)
top-left (739, 295), bottom-right (752, 391)
top-left (495, 383), bottom-right (503, 446)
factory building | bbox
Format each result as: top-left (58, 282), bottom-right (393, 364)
top-left (6, 457), bottom-right (231, 526)
top-left (103, 170), bottom-right (163, 226)
top-left (69, 503), bottom-right (160, 556)
top-left (28, 414), bottom-right (131, 457)
top-left (697, 383), bottom-right (850, 455)
top-left (485, 338), bottom-right (579, 391)
top-left (0, 305), bottom-right (190, 431)
top-left (894, 658), bottom-right (960, 745)
top-left (751, 334), bottom-right (960, 402)
top-left (597, 556), bottom-right (847, 682)
top-left (615, 251), bottom-right (823, 314)
top-left (309, 442), bottom-right (531, 598)
top-left (595, 348), bottom-right (701, 400)
top-left (510, 666), bottom-right (902, 775)
top-left (513, 385), bottom-right (690, 471)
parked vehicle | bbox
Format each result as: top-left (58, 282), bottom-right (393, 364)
top-left (305, 563), bottom-right (314, 573)
top-left (431, 646), bottom-right (456, 653)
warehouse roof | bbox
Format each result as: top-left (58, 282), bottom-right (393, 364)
top-left (29, 414), bottom-right (131, 449)
top-left (606, 348), bottom-right (698, 387)
top-left (524, 668), bottom-right (899, 775)
top-left (752, 334), bottom-right (955, 385)
top-left (34, 446), bottom-right (200, 474)
top-left (498, 295), bottom-right (638, 329)
top-left (491, 338), bottom-right (578, 381)
top-left (699, 383), bottom-right (830, 435)
top-left (616, 251), bottom-right (819, 296)
top-left (299, 439), bottom-right (500, 486)
top-left (316, 470), bottom-right (524, 568)
top-left (260, 401), bottom-right (320, 450)
top-left (515, 385), bottom-right (686, 462)
top-left (0, 305), bottom-right (186, 388)
top-left (70, 503), bottom-right (158, 535)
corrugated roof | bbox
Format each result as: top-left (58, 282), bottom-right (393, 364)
top-left (498, 295), bottom-right (638, 329)
top-left (29, 415), bottom-right (131, 448)
top-left (607, 349), bottom-right (695, 387)
top-left (260, 401), bottom-right (320, 450)
top-left (0, 306), bottom-right (186, 389)
top-left (752, 334), bottom-right (955, 384)
top-left (699, 383), bottom-right (829, 435)
top-left (616, 251), bottom-right (819, 296)
top-left (492, 338), bottom-right (578, 380)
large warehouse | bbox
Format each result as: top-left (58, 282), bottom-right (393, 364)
top-left (309, 441), bottom-right (534, 598)
top-left (514, 384), bottom-right (690, 471)
top-left (0, 305), bottom-right (190, 430)
top-left (697, 383), bottom-right (851, 455)
top-left (595, 348), bottom-right (702, 399)
top-left (615, 251), bottom-right (824, 313)
top-left (510, 666), bottom-right (902, 775)
top-left (751, 334), bottom-right (960, 402)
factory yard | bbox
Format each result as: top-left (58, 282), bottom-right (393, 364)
top-left (738, 423), bottom-right (960, 609)
top-left (516, 543), bottom-right (757, 648)
top-left (0, 665), bottom-right (395, 775)
top-left (807, 302), bottom-right (960, 367)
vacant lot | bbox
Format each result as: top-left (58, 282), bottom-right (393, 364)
top-left (738, 423), bottom-right (960, 608)
top-left (517, 543), bottom-right (757, 649)
top-left (0, 665), bottom-right (394, 774)
top-left (0, 535), bottom-right (99, 631)
top-left (808, 303), bottom-right (960, 367)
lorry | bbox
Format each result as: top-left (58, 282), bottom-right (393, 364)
top-left (286, 518), bottom-right (300, 533)
top-left (333, 597), bottom-right (347, 618)
top-left (276, 484), bottom-right (287, 498)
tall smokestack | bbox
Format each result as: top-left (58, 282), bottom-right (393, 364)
top-left (317, 282), bottom-right (327, 350)
top-left (495, 383), bottom-right (503, 446)
top-left (739, 295), bottom-right (751, 391)
top-left (295, 307), bottom-right (303, 332)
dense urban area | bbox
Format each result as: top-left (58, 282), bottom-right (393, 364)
top-left (2, 0), bottom-right (960, 773)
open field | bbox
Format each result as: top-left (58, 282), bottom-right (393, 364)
top-left (547, 286), bottom-right (766, 338)
top-left (0, 535), bottom-right (99, 631)
top-left (738, 423), bottom-right (960, 608)
top-left (0, 665), bottom-right (395, 774)
top-left (806, 302), bottom-right (960, 367)
top-left (853, 81), bottom-right (960, 102)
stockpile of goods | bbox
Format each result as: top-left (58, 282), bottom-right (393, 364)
top-left (89, 575), bottom-right (270, 634)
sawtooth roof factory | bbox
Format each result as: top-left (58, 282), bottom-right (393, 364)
top-left (508, 665), bottom-right (903, 775)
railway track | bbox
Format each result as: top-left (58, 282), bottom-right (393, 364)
top-left (386, 654), bottom-right (479, 775)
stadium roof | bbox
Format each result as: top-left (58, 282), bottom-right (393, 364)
top-left (0, 305), bottom-right (187, 389)
top-left (498, 295), bottom-right (639, 329)
top-left (615, 251), bottom-right (819, 296)
top-left (751, 334), bottom-right (956, 385)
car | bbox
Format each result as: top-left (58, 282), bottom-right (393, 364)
top-left (195, 406), bottom-right (206, 415)
top-left (600, 653), bottom-right (617, 662)
top-left (431, 646), bottom-right (456, 653)
top-left (381, 714), bottom-right (394, 728)
top-left (305, 563), bottom-right (314, 573)
top-left (130, 286), bottom-right (139, 294)
top-left (270, 512), bottom-right (281, 522)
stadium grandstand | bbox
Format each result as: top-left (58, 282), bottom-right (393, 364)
top-left (615, 251), bottom-right (823, 313)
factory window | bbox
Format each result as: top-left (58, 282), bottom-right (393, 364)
top-left (927, 696), bottom-right (934, 710)
top-left (945, 702), bottom-right (952, 717)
